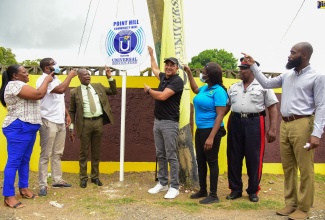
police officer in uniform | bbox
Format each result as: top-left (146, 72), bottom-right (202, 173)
top-left (225, 58), bottom-right (278, 202)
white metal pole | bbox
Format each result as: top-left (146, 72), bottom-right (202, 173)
top-left (119, 70), bottom-right (127, 181)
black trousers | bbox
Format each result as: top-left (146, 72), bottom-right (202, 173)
top-left (227, 115), bottom-right (265, 195)
top-left (195, 127), bottom-right (226, 196)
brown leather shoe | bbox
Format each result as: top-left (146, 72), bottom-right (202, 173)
top-left (276, 205), bottom-right (297, 216)
top-left (288, 209), bottom-right (310, 220)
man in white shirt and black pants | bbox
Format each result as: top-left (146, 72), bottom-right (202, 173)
top-left (226, 58), bottom-right (278, 203)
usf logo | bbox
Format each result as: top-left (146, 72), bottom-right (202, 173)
top-left (318, 1), bottom-right (325, 8)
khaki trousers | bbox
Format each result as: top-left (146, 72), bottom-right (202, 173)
top-left (39, 118), bottom-right (66, 187)
top-left (79, 118), bottom-right (103, 180)
top-left (280, 116), bottom-right (314, 212)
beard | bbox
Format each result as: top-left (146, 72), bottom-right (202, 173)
top-left (48, 66), bottom-right (55, 72)
top-left (286, 56), bottom-right (302, 70)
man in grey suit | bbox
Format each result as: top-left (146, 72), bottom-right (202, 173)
top-left (68, 67), bottom-right (117, 188)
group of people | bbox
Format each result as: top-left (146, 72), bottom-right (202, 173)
top-left (144, 42), bottom-right (325, 220)
top-left (1, 42), bottom-right (324, 220)
top-left (1, 59), bottom-right (117, 208)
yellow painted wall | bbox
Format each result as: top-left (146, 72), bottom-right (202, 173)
top-left (0, 75), bottom-right (324, 174)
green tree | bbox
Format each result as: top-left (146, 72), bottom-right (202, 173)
top-left (0, 47), bottom-right (18, 65)
top-left (189, 49), bottom-right (238, 71)
top-left (20, 59), bottom-right (41, 66)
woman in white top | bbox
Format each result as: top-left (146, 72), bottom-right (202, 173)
top-left (0, 65), bottom-right (53, 208)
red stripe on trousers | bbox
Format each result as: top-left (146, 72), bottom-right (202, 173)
top-left (257, 115), bottom-right (265, 192)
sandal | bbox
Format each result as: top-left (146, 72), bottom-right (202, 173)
top-left (19, 188), bottom-right (38, 199)
top-left (4, 197), bottom-right (25, 209)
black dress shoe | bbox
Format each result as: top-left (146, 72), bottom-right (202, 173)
top-left (91, 178), bottom-right (103, 186)
top-left (226, 191), bottom-right (242, 200)
top-left (249, 194), bottom-right (259, 202)
top-left (80, 180), bottom-right (87, 188)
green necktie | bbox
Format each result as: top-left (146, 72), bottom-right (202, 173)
top-left (87, 86), bottom-right (96, 114)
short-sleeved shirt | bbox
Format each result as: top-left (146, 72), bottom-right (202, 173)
top-left (2, 81), bottom-right (42, 127)
top-left (228, 79), bottom-right (278, 113)
top-left (154, 72), bottom-right (184, 122)
top-left (36, 73), bottom-right (65, 124)
top-left (193, 84), bottom-right (228, 129)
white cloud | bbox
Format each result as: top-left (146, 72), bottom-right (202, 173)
top-left (1, 0), bottom-right (324, 74)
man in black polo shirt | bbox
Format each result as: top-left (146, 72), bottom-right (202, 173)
top-left (144, 46), bottom-right (184, 199)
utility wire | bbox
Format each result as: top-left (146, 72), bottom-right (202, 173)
top-left (84, 0), bottom-right (100, 54)
top-left (78, 0), bottom-right (93, 56)
top-left (116, 0), bottom-right (119, 18)
top-left (116, 0), bottom-right (135, 18)
top-left (280, 0), bottom-right (305, 42)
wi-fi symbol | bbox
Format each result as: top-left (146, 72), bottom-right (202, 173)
top-left (105, 30), bottom-right (116, 56)
top-left (134, 27), bottom-right (146, 54)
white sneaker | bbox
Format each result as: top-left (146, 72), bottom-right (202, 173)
top-left (164, 187), bottom-right (179, 199)
top-left (148, 183), bottom-right (168, 194)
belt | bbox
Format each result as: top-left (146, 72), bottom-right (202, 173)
top-left (83, 115), bottom-right (102, 120)
top-left (282, 115), bottom-right (311, 122)
top-left (231, 111), bottom-right (266, 118)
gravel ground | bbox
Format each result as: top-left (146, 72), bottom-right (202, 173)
top-left (1, 171), bottom-right (324, 220)
top-left (115, 204), bottom-right (325, 220)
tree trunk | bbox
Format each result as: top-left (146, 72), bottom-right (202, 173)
top-left (177, 124), bottom-right (199, 187)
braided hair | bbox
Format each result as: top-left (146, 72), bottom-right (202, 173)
top-left (0, 65), bottom-right (21, 107)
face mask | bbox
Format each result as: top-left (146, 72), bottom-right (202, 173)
top-left (199, 73), bottom-right (206, 83)
top-left (53, 64), bottom-right (61, 74)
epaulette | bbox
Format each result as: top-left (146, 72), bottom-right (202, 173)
top-left (229, 82), bottom-right (240, 87)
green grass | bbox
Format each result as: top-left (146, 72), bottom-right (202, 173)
top-left (315, 174), bottom-right (325, 182)
top-left (105, 197), bottom-right (136, 205)
top-left (224, 199), bottom-right (282, 210)
top-left (154, 197), bottom-right (283, 212)
top-left (155, 200), bottom-right (201, 212)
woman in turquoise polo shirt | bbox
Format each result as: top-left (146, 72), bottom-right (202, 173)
top-left (184, 62), bottom-right (228, 204)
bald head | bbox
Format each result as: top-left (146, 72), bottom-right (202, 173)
top-left (77, 68), bottom-right (91, 85)
top-left (294, 42), bottom-right (313, 59)
top-left (286, 42), bottom-right (313, 71)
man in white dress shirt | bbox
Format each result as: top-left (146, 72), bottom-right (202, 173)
top-left (242, 42), bottom-right (325, 220)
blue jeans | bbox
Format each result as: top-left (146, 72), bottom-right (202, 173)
top-left (2, 119), bottom-right (40, 196)
top-left (153, 119), bottom-right (179, 189)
